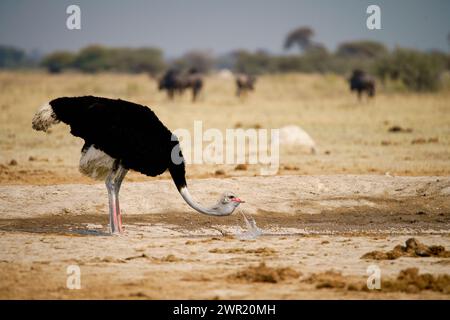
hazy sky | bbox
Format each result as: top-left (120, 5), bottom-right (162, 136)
top-left (0, 0), bottom-right (449, 57)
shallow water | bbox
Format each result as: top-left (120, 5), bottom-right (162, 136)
top-left (235, 209), bottom-right (263, 240)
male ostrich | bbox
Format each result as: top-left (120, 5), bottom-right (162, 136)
top-left (32, 96), bottom-right (244, 234)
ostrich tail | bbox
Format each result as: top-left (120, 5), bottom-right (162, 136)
top-left (32, 102), bottom-right (60, 132)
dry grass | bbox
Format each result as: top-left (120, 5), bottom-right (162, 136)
top-left (0, 71), bottom-right (449, 185)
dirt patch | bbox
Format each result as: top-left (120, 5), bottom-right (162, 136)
top-left (88, 256), bottom-right (127, 264)
top-left (388, 126), bottom-right (413, 133)
top-left (214, 169), bottom-right (226, 176)
top-left (234, 164), bottom-right (248, 171)
top-left (209, 247), bottom-right (276, 256)
top-left (282, 165), bottom-right (300, 171)
top-left (305, 270), bottom-right (347, 289)
top-left (228, 262), bottom-right (301, 283)
top-left (304, 268), bottom-right (450, 294)
top-left (303, 270), bottom-right (366, 291)
top-left (383, 268), bottom-right (450, 294)
top-left (412, 137), bottom-right (439, 145)
top-left (361, 238), bottom-right (450, 260)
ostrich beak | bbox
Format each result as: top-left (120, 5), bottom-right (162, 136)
top-left (232, 198), bottom-right (245, 203)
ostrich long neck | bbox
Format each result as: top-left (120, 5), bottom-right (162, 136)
top-left (169, 161), bottom-right (224, 216)
top-left (179, 187), bottom-right (223, 216)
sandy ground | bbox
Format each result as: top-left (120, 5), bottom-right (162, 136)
top-left (0, 175), bottom-right (449, 299)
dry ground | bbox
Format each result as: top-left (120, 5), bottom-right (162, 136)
top-left (0, 175), bottom-right (449, 299)
top-left (0, 72), bottom-right (449, 299)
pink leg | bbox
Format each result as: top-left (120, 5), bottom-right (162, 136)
top-left (107, 186), bottom-right (120, 234)
top-left (114, 192), bottom-right (123, 233)
top-left (106, 165), bottom-right (128, 234)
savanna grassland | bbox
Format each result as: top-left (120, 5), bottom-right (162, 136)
top-left (0, 71), bottom-right (449, 185)
top-left (0, 71), bottom-right (449, 299)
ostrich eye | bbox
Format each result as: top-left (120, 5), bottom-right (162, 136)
top-left (228, 195), bottom-right (234, 199)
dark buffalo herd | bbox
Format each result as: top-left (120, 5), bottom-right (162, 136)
top-left (157, 68), bottom-right (375, 102)
top-left (349, 69), bottom-right (376, 100)
top-left (157, 69), bottom-right (257, 102)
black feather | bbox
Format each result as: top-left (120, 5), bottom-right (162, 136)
top-left (50, 96), bottom-right (187, 190)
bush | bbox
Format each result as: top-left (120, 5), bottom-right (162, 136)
top-left (110, 47), bottom-right (165, 75)
top-left (0, 45), bottom-right (28, 68)
top-left (173, 50), bottom-right (214, 73)
top-left (40, 45), bottom-right (165, 75)
top-left (233, 50), bottom-right (277, 75)
top-left (41, 51), bottom-right (75, 73)
top-left (336, 40), bottom-right (388, 59)
top-left (72, 45), bottom-right (114, 73)
top-left (374, 48), bottom-right (446, 91)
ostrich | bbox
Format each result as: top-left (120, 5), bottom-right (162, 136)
top-left (31, 96), bottom-right (244, 234)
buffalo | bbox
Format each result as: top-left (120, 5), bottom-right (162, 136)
top-left (158, 68), bottom-right (203, 102)
top-left (235, 73), bottom-right (256, 98)
top-left (349, 69), bottom-right (376, 100)
top-left (158, 69), bottom-right (183, 100)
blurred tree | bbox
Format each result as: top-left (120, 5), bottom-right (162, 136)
top-left (284, 26), bottom-right (315, 52)
top-left (374, 48), bottom-right (446, 91)
top-left (448, 32), bottom-right (450, 52)
top-left (72, 45), bottom-right (112, 73)
top-left (428, 50), bottom-right (450, 71)
top-left (112, 47), bottom-right (165, 75)
top-left (275, 55), bottom-right (304, 73)
top-left (0, 45), bottom-right (27, 68)
top-left (174, 50), bottom-right (214, 73)
top-left (41, 51), bottom-right (75, 73)
top-left (56, 45), bottom-right (166, 74)
top-left (305, 43), bottom-right (329, 56)
top-left (336, 40), bottom-right (388, 58)
top-left (233, 49), bottom-right (276, 74)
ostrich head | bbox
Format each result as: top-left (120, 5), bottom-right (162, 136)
top-left (212, 192), bottom-right (245, 214)
top-left (179, 188), bottom-right (244, 216)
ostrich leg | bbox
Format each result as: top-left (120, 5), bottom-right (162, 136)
top-left (113, 166), bottom-right (128, 232)
top-left (106, 163), bottom-right (128, 234)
